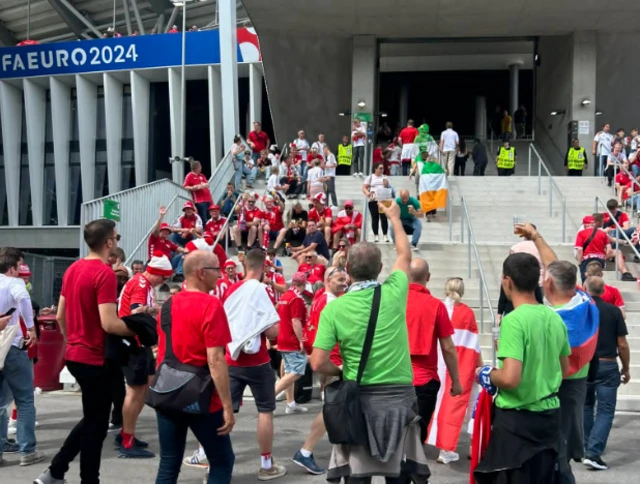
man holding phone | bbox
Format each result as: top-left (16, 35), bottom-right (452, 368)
top-left (0, 247), bottom-right (43, 467)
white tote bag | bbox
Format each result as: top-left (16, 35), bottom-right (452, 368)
top-left (0, 324), bottom-right (18, 370)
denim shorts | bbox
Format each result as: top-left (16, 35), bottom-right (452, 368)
top-left (281, 351), bottom-right (307, 376)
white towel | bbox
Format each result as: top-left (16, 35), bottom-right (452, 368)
top-left (224, 279), bottom-right (280, 361)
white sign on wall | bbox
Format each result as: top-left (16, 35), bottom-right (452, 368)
top-left (579, 120), bottom-right (590, 135)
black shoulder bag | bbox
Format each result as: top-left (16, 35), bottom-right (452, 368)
top-left (323, 285), bottom-right (381, 446)
top-left (146, 299), bottom-right (215, 415)
top-left (582, 227), bottom-right (598, 252)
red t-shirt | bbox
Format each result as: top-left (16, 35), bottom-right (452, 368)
top-left (244, 207), bottom-right (263, 224)
top-left (118, 273), bottom-right (154, 317)
top-left (276, 288), bottom-right (308, 352)
top-left (308, 207), bottom-right (332, 223)
top-left (174, 214), bottom-right (203, 231)
top-left (156, 291), bottom-right (231, 412)
top-left (616, 172), bottom-right (631, 187)
top-left (406, 285), bottom-right (455, 386)
top-left (602, 284), bottom-right (625, 308)
top-left (399, 126), bottom-right (419, 144)
top-left (223, 281), bottom-right (271, 367)
top-left (297, 263), bottom-right (326, 285)
top-left (304, 292), bottom-right (342, 366)
top-left (183, 172), bottom-right (213, 204)
top-left (307, 153), bottom-right (323, 165)
top-left (248, 130), bottom-right (270, 153)
top-left (148, 233), bottom-right (178, 260)
top-left (373, 147), bottom-right (384, 165)
top-left (603, 210), bottom-right (630, 228)
top-left (575, 228), bottom-right (610, 260)
top-left (263, 206), bottom-right (284, 232)
top-left (265, 272), bottom-right (286, 305)
top-left (61, 259), bottom-right (118, 366)
top-left (205, 217), bottom-right (227, 239)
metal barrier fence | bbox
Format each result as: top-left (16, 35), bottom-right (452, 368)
top-left (23, 252), bottom-right (76, 307)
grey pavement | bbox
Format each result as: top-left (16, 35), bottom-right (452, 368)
top-left (3, 393), bottom-right (640, 483)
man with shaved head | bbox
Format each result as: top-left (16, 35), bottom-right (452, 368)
top-left (311, 200), bottom-right (431, 483)
top-left (391, 189), bottom-right (423, 250)
top-left (406, 258), bottom-right (462, 442)
top-left (152, 250), bottom-right (235, 483)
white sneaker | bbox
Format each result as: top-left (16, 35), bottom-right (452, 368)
top-left (437, 450), bottom-right (460, 464)
top-left (352, 173), bottom-right (358, 178)
top-left (183, 448), bottom-right (209, 468)
top-left (359, 172), bottom-right (365, 178)
top-left (285, 403), bottom-right (309, 414)
top-left (383, 235), bottom-right (389, 243)
top-left (374, 236), bottom-right (379, 243)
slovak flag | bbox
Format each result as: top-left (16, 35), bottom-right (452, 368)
top-left (554, 290), bottom-right (599, 377)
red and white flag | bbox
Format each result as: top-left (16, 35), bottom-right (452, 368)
top-left (427, 301), bottom-right (481, 451)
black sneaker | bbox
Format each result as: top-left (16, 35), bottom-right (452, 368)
top-left (621, 272), bottom-right (636, 282)
top-left (114, 434), bottom-right (149, 449)
top-left (583, 456), bottom-right (608, 470)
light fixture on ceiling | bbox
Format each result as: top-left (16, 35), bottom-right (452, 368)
top-left (338, 111), bottom-right (351, 117)
top-left (581, 99), bottom-right (592, 106)
top-left (357, 100), bottom-right (366, 108)
top-left (550, 110), bottom-right (566, 116)
top-left (595, 110), bottom-right (603, 116)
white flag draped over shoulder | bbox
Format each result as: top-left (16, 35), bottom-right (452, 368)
top-left (427, 301), bottom-right (480, 451)
top-left (419, 162), bottom-right (448, 213)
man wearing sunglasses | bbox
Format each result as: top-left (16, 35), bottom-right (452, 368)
top-left (233, 193), bottom-right (263, 251)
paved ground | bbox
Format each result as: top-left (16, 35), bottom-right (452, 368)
top-left (3, 393), bottom-right (640, 483)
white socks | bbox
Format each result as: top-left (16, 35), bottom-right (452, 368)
top-left (300, 448), bottom-right (312, 458)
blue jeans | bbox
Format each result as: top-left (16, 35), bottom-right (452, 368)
top-left (0, 346), bottom-right (36, 455)
top-left (169, 233), bottom-right (192, 248)
top-left (583, 361), bottom-right (621, 459)
top-left (389, 217), bottom-right (423, 246)
top-left (0, 380), bottom-right (13, 447)
top-left (235, 164), bottom-right (257, 187)
top-left (195, 202), bottom-right (210, 224)
top-left (155, 410), bottom-right (234, 484)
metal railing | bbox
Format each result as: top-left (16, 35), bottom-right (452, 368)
top-left (460, 196), bottom-right (497, 365)
top-left (594, 196), bottom-right (640, 281)
top-left (23, 252), bottom-right (76, 307)
top-left (528, 144), bottom-right (568, 242)
top-left (447, 180), bottom-right (454, 241)
top-left (213, 194), bottom-right (243, 253)
top-left (599, 144), bottom-right (640, 213)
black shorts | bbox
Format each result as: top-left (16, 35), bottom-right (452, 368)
top-left (122, 347), bottom-right (156, 387)
top-left (229, 363), bottom-right (276, 413)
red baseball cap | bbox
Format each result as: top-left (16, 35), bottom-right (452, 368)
top-left (159, 222), bottom-right (171, 233)
top-left (344, 200), bottom-right (354, 208)
top-left (224, 260), bottom-right (237, 269)
top-left (583, 215), bottom-right (595, 225)
top-left (182, 201), bottom-right (195, 212)
top-left (18, 264), bottom-right (31, 277)
top-left (209, 203), bottom-right (220, 211)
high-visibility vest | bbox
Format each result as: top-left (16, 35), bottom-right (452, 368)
top-left (567, 147), bottom-right (586, 170)
top-left (337, 144), bottom-right (352, 166)
top-left (497, 147), bottom-right (515, 169)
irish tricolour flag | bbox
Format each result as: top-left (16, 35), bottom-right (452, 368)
top-left (419, 162), bottom-right (448, 213)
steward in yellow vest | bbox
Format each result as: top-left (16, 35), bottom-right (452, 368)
top-left (565, 138), bottom-right (588, 176)
top-left (496, 141), bottom-right (516, 176)
top-left (336, 136), bottom-right (353, 176)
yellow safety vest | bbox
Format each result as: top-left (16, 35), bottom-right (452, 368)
top-left (567, 147), bottom-right (586, 170)
top-left (497, 147), bottom-right (516, 169)
top-left (337, 144), bottom-right (352, 166)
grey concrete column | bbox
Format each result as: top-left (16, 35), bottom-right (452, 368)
top-left (0, 81), bottom-right (22, 226)
top-left (168, 67), bottom-right (184, 182)
top-left (509, 63), bottom-right (521, 116)
top-left (75, 75), bottom-right (97, 202)
top-left (475, 96), bottom-right (487, 140)
top-left (219, 0), bottom-right (239, 150)
top-left (49, 77), bottom-right (71, 226)
top-left (249, 63), bottom-right (263, 126)
top-left (571, 31), bottom-right (597, 151)
top-left (23, 79), bottom-right (46, 226)
top-left (103, 73), bottom-right (123, 193)
top-left (399, 84), bottom-right (408, 127)
top-left (130, 71), bottom-right (150, 186)
top-left (208, 66), bottom-right (223, 169)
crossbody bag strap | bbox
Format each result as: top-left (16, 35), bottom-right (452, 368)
top-left (356, 285), bottom-right (382, 386)
top-left (160, 298), bottom-right (175, 362)
top-left (582, 227), bottom-right (598, 252)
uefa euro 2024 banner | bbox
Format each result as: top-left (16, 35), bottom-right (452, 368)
top-left (0, 28), bottom-right (261, 80)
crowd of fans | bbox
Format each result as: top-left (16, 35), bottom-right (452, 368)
top-left (0, 117), bottom-right (635, 484)
top-left (101, 25), bottom-right (201, 39)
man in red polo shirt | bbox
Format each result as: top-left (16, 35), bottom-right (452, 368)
top-left (297, 252), bottom-right (326, 285)
top-left (275, 272), bottom-right (309, 415)
top-left (148, 206), bottom-right (184, 263)
top-left (171, 201), bottom-right (203, 247)
top-left (204, 204), bottom-right (228, 246)
top-left (248, 121), bottom-right (270, 162)
top-left (232, 194), bottom-right (263, 251)
top-left (406, 258), bottom-right (462, 442)
top-left (115, 253), bottom-right (172, 459)
top-left (399, 119), bottom-right (419, 175)
top-left (37, 219), bottom-right (134, 484)
top-left (261, 195), bottom-right (286, 250)
top-left (183, 160), bottom-right (213, 223)
top-left (308, 193), bottom-right (333, 244)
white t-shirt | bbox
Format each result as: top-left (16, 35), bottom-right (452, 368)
top-left (268, 153), bottom-right (279, 166)
top-left (293, 138), bottom-right (310, 160)
top-left (387, 145), bottom-right (402, 163)
top-left (307, 167), bottom-right (325, 188)
top-left (364, 174), bottom-right (389, 200)
top-left (440, 129), bottom-right (459, 152)
top-left (324, 153), bottom-right (337, 177)
top-left (267, 174), bottom-right (285, 199)
top-left (352, 127), bottom-right (366, 147)
top-left (0, 274), bottom-right (34, 347)
top-left (631, 136), bottom-right (640, 152)
top-left (594, 131), bottom-right (614, 156)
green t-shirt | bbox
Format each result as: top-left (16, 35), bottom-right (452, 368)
top-left (397, 196), bottom-right (421, 220)
top-left (496, 304), bottom-right (571, 412)
top-left (314, 270), bottom-right (413, 386)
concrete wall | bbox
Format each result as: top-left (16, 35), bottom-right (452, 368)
top-left (596, 32), bottom-right (640, 132)
top-left (535, 35), bottom-right (573, 173)
top-left (257, 33), bottom-right (352, 150)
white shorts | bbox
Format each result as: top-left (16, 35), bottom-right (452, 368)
top-left (401, 144), bottom-right (416, 162)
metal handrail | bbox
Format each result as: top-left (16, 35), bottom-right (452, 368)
top-left (528, 144), bottom-right (568, 242)
top-left (447, 179), bottom-right (453, 241)
top-left (123, 193), bottom-right (193, 266)
top-left (213, 194), bottom-right (243, 254)
top-left (594, 196), bottom-right (640, 281)
top-left (461, 196), bottom-right (497, 366)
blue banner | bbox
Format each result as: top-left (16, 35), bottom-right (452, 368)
top-left (0, 30), bottom-right (228, 79)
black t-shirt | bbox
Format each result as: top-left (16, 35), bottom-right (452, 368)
top-left (303, 231), bottom-right (330, 259)
top-left (593, 296), bottom-right (628, 359)
top-left (290, 209), bottom-right (308, 224)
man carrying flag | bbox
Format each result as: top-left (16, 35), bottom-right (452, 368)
top-left (515, 223), bottom-right (600, 484)
top-left (412, 147), bottom-right (448, 222)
